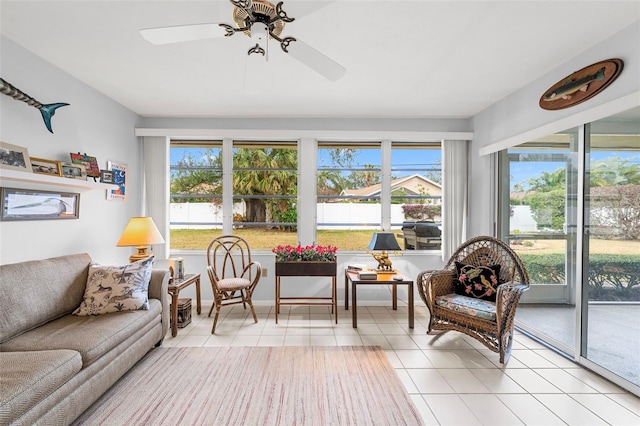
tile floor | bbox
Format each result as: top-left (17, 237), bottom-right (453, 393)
top-left (164, 301), bottom-right (640, 425)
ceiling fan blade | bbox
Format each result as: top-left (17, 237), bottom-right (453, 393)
top-left (286, 39), bottom-right (346, 81)
top-left (140, 23), bottom-right (226, 45)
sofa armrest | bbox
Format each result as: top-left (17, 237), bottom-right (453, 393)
top-left (149, 269), bottom-right (171, 340)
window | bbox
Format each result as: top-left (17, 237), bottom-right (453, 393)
top-left (232, 141), bottom-right (298, 249)
top-left (316, 142), bottom-right (381, 249)
top-left (391, 143), bottom-right (442, 251)
top-left (169, 139), bottom-right (442, 251)
top-left (316, 141), bottom-right (442, 250)
top-left (170, 141), bottom-right (223, 249)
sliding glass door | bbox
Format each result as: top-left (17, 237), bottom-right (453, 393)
top-left (582, 111), bottom-right (640, 388)
top-left (499, 106), bottom-right (640, 393)
top-left (499, 128), bottom-right (579, 355)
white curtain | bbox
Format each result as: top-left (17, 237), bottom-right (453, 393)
top-left (442, 140), bottom-right (469, 261)
top-left (142, 136), bottom-right (170, 261)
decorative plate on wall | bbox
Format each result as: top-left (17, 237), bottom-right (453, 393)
top-left (539, 58), bottom-right (624, 111)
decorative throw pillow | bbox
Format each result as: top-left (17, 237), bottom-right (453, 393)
top-left (454, 261), bottom-right (501, 302)
top-left (73, 256), bottom-right (154, 316)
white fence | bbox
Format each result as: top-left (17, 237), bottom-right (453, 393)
top-left (170, 203), bottom-right (421, 229)
top-left (170, 202), bottom-right (543, 232)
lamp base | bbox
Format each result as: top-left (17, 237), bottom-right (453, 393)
top-left (129, 246), bottom-right (152, 263)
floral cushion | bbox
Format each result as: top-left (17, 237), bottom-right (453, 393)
top-left (73, 256), bottom-right (154, 316)
top-left (435, 293), bottom-right (497, 321)
top-left (454, 261), bottom-right (501, 301)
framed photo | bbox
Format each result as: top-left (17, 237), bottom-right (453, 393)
top-left (30, 157), bottom-right (62, 176)
top-left (61, 163), bottom-right (87, 180)
top-left (1, 187), bottom-right (80, 221)
top-left (0, 141), bottom-right (32, 172)
top-left (100, 169), bottom-right (114, 183)
top-left (106, 160), bottom-right (127, 202)
top-left (70, 152), bottom-right (100, 178)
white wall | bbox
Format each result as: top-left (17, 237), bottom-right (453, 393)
top-left (468, 21), bottom-right (640, 237)
top-left (0, 36), bottom-right (143, 265)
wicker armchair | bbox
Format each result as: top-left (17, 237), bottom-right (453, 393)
top-left (206, 235), bottom-right (262, 333)
top-left (417, 235), bottom-right (529, 363)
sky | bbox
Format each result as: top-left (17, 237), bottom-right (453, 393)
top-left (170, 146), bottom-right (638, 191)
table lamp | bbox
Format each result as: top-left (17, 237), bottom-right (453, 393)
top-left (367, 232), bottom-right (402, 272)
top-left (116, 217), bottom-right (165, 262)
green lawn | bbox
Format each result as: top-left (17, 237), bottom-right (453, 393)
top-left (170, 229), bottom-right (379, 251)
top-left (170, 228), bottom-right (640, 255)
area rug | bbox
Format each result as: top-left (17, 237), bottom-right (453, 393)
top-left (73, 346), bottom-right (424, 426)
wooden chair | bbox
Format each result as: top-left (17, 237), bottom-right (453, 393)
top-left (417, 235), bottom-right (529, 363)
top-left (206, 235), bottom-right (262, 333)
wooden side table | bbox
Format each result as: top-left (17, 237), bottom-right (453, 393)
top-left (344, 269), bottom-right (414, 329)
top-left (167, 273), bottom-right (201, 337)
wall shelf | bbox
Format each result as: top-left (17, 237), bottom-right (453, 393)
top-left (0, 169), bottom-right (118, 190)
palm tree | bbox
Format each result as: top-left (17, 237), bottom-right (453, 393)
top-left (233, 147), bottom-right (297, 223)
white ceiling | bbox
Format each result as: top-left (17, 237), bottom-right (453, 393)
top-left (1, 1), bottom-right (639, 119)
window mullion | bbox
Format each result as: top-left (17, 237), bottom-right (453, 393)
top-left (222, 138), bottom-right (233, 234)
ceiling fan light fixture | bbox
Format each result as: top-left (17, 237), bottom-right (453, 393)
top-left (140, 0), bottom-right (346, 81)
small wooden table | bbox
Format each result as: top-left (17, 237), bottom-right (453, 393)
top-left (344, 270), bottom-right (414, 329)
top-left (167, 273), bottom-right (201, 337)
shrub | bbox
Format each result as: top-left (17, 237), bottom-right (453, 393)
top-left (401, 204), bottom-right (441, 221)
top-left (518, 253), bottom-right (640, 300)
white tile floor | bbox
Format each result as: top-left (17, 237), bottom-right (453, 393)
top-left (164, 302), bottom-right (640, 425)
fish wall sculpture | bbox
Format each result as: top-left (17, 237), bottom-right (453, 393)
top-left (0, 78), bottom-right (69, 133)
top-left (539, 58), bottom-right (623, 111)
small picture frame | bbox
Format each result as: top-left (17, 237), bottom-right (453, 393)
top-left (30, 157), bottom-right (62, 177)
top-left (100, 169), bottom-right (114, 183)
top-left (0, 141), bottom-right (32, 172)
top-left (1, 187), bottom-right (80, 221)
top-left (70, 152), bottom-right (100, 179)
top-left (61, 163), bottom-right (87, 180)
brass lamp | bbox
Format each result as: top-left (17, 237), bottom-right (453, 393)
top-left (367, 232), bottom-right (402, 272)
top-left (116, 217), bottom-right (165, 262)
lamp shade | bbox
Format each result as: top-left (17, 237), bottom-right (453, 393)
top-left (116, 217), bottom-right (165, 247)
top-left (367, 232), bottom-right (402, 252)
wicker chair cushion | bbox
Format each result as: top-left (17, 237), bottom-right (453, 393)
top-left (216, 277), bottom-right (251, 291)
top-left (435, 293), bottom-right (497, 321)
top-left (454, 262), bottom-right (501, 301)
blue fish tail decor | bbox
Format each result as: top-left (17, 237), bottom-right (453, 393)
top-left (0, 77), bottom-right (69, 133)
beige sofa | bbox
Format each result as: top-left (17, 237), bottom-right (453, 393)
top-left (0, 253), bottom-right (170, 425)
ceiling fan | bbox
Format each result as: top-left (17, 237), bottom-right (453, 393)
top-left (140, 0), bottom-right (346, 81)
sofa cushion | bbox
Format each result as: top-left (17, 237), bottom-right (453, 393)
top-left (74, 256), bottom-right (154, 316)
top-left (0, 299), bottom-right (162, 367)
top-left (0, 253), bottom-right (91, 343)
top-left (436, 293), bottom-right (497, 321)
top-left (454, 261), bottom-right (501, 301)
top-left (0, 350), bottom-right (82, 425)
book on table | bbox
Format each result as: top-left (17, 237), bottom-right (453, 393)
top-left (347, 263), bottom-right (368, 271)
top-left (357, 270), bottom-right (377, 280)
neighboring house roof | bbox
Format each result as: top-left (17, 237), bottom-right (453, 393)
top-left (340, 174), bottom-right (442, 197)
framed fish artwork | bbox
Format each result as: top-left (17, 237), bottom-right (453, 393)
top-left (539, 58), bottom-right (624, 111)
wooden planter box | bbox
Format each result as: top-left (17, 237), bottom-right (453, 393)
top-left (275, 261), bottom-right (337, 277)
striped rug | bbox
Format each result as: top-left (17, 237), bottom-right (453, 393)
top-left (74, 346), bottom-right (424, 425)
